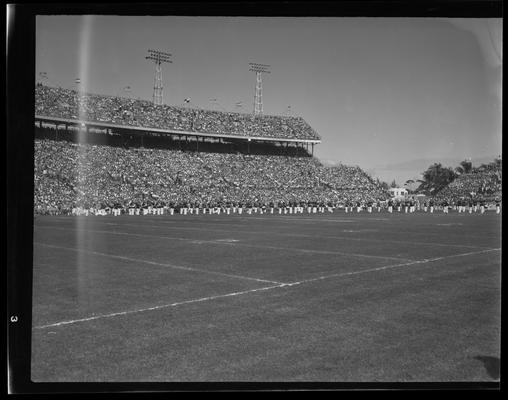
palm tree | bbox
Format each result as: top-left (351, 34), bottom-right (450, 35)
top-left (404, 179), bottom-right (415, 194)
top-left (478, 163), bottom-right (488, 172)
top-left (456, 159), bottom-right (472, 175)
top-left (460, 159), bottom-right (473, 174)
top-left (418, 163), bottom-right (457, 194)
top-left (494, 157), bottom-right (502, 169)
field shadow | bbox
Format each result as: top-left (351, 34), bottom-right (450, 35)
top-left (474, 356), bottom-right (500, 380)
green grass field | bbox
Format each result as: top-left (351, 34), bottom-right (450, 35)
top-left (31, 211), bottom-right (501, 382)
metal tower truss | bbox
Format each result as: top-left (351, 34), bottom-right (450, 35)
top-left (146, 49), bottom-right (172, 105)
top-left (249, 63), bottom-right (270, 117)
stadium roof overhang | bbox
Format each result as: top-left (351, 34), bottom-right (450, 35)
top-left (35, 115), bottom-right (321, 145)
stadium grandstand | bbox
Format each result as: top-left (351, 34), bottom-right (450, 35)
top-left (35, 84), bottom-right (320, 145)
top-left (431, 166), bottom-right (502, 205)
top-left (34, 84), bottom-right (389, 215)
top-left (34, 84), bottom-right (501, 217)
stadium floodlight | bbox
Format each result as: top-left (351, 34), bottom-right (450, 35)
top-left (146, 49), bottom-right (173, 105)
top-left (249, 62), bottom-right (270, 116)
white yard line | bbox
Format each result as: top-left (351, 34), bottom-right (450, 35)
top-left (45, 214), bottom-right (502, 240)
top-left (33, 242), bottom-right (283, 285)
top-left (237, 216), bottom-right (356, 223)
top-left (33, 283), bottom-right (286, 329)
top-left (280, 248), bottom-right (501, 287)
top-left (220, 242), bottom-right (413, 262)
top-left (92, 220), bottom-right (495, 250)
top-left (33, 247), bottom-right (500, 330)
top-left (35, 226), bottom-right (414, 262)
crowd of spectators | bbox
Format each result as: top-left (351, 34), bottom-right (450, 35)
top-left (432, 167), bottom-right (502, 205)
top-left (34, 138), bottom-right (389, 215)
top-left (35, 84), bottom-right (320, 141)
top-left (35, 84), bottom-right (501, 216)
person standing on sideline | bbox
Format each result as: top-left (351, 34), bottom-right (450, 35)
top-left (442, 199), bottom-right (449, 214)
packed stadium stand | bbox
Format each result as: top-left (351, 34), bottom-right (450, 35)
top-left (35, 84), bottom-right (503, 216)
top-left (35, 84), bottom-right (320, 141)
top-left (432, 167), bottom-right (502, 204)
top-left (34, 85), bottom-right (393, 215)
top-left (34, 138), bottom-right (389, 215)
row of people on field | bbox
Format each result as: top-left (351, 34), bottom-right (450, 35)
top-left (53, 198), bottom-right (500, 217)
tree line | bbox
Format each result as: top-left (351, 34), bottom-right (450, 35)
top-left (382, 157), bottom-right (502, 195)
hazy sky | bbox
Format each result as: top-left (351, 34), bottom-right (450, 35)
top-left (36, 16), bottom-right (502, 183)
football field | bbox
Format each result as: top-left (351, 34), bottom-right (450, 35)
top-left (31, 211), bottom-right (501, 382)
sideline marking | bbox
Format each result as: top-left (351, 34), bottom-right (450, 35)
top-left (47, 219), bottom-right (496, 251)
top-left (281, 247), bottom-right (501, 287)
top-left (436, 223), bottom-right (463, 226)
top-left (36, 226), bottom-right (414, 262)
top-left (33, 247), bottom-right (500, 329)
top-left (33, 242), bottom-right (283, 285)
top-left (49, 214), bottom-right (356, 223)
top-left (243, 216), bottom-right (355, 223)
top-left (42, 215), bottom-right (502, 241)
top-left (33, 283), bottom-right (286, 329)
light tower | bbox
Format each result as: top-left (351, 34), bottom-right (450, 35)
top-left (249, 62), bottom-right (270, 116)
top-left (146, 49), bottom-right (172, 105)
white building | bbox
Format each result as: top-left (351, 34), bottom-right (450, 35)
top-left (388, 187), bottom-right (408, 199)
